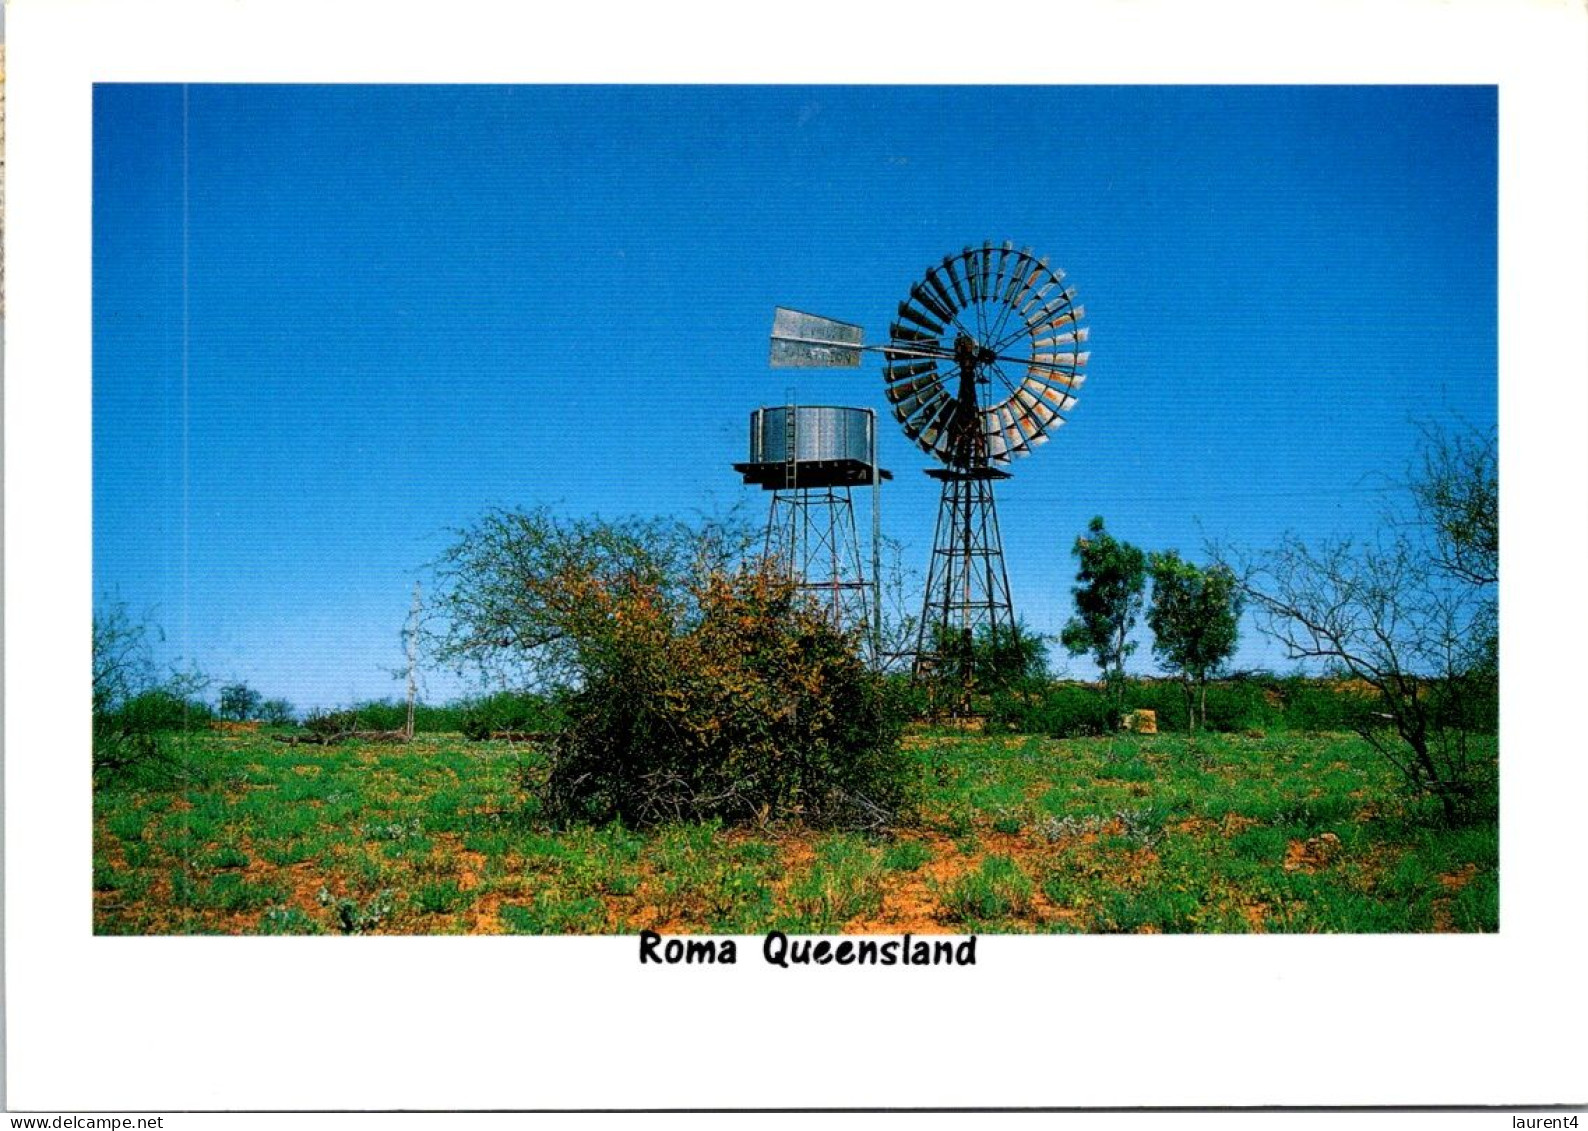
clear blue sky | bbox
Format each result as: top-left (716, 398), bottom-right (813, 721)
top-left (93, 84), bottom-right (1496, 711)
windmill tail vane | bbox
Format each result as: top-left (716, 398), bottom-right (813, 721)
top-left (769, 308), bottom-right (864, 368)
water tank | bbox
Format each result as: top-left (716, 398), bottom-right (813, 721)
top-left (749, 405), bottom-right (874, 466)
top-left (735, 405), bottom-right (890, 490)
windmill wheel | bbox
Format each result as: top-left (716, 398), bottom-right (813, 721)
top-left (883, 242), bottom-right (1090, 466)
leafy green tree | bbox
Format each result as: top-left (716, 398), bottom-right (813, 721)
top-left (1060, 517), bottom-right (1146, 712)
top-left (1146, 552), bottom-right (1243, 731)
top-left (219, 683), bottom-right (262, 721)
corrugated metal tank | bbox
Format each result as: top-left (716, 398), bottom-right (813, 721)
top-left (749, 405), bottom-right (875, 466)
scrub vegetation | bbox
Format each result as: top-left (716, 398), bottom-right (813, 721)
top-left (92, 720), bottom-right (1497, 936)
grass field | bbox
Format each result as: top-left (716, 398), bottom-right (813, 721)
top-left (92, 728), bottom-right (1498, 935)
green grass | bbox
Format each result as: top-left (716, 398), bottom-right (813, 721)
top-left (201, 873), bottom-right (285, 913)
top-left (414, 880), bottom-right (472, 915)
top-left (938, 855), bottom-right (1034, 926)
top-left (780, 836), bottom-right (884, 932)
top-left (92, 729), bottom-right (1497, 935)
top-left (500, 892), bottom-right (607, 934)
top-left (881, 841), bottom-right (932, 872)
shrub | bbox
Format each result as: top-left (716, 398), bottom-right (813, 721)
top-left (919, 620), bottom-right (1050, 700)
top-left (258, 907), bottom-right (322, 935)
top-left (415, 880), bottom-right (472, 915)
top-left (115, 688), bottom-right (213, 732)
top-left (994, 671), bottom-right (1408, 736)
top-left (1200, 679), bottom-right (1280, 732)
top-left (1428, 674), bottom-right (1498, 736)
top-left (987, 682), bottom-right (1114, 738)
top-left (341, 700), bottom-right (408, 731)
top-left (459, 691), bottom-right (564, 741)
top-left (1275, 675), bottom-right (1377, 732)
top-left (317, 887), bottom-right (395, 934)
top-left (93, 603), bottom-right (211, 781)
top-left (1119, 680), bottom-right (1185, 731)
top-left (329, 698), bottom-right (467, 733)
top-left (880, 673), bottom-right (934, 723)
top-left (543, 560), bottom-right (915, 830)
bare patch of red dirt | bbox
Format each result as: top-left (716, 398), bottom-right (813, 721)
top-left (1283, 832), bottom-right (1342, 873)
top-left (470, 891), bottom-right (507, 934)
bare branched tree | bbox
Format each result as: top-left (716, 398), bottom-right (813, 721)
top-left (92, 602), bottom-right (210, 776)
top-left (93, 602), bottom-right (156, 718)
top-left (1224, 422), bottom-right (1498, 823)
top-left (1235, 532), bottom-right (1492, 821)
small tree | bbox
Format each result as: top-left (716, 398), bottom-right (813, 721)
top-left (258, 698), bottom-right (297, 727)
top-left (1060, 516), bottom-right (1147, 712)
top-left (427, 505), bottom-right (752, 689)
top-left (1146, 552), bottom-right (1243, 731)
top-left (219, 683), bottom-right (263, 721)
top-left (925, 620), bottom-right (1049, 693)
top-left (93, 603), bottom-right (156, 721)
top-left (1408, 420), bottom-right (1497, 588)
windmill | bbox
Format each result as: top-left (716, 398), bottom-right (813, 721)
top-left (770, 242), bottom-right (1090, 701)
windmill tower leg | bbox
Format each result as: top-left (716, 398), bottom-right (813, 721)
top-left (913, 468), bottom-right (1018, 710)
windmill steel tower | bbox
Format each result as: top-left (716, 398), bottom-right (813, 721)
top-left (733, 404), bottom-right (891, 658)
top-left (768, 242), bottom-right (1091, 701)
